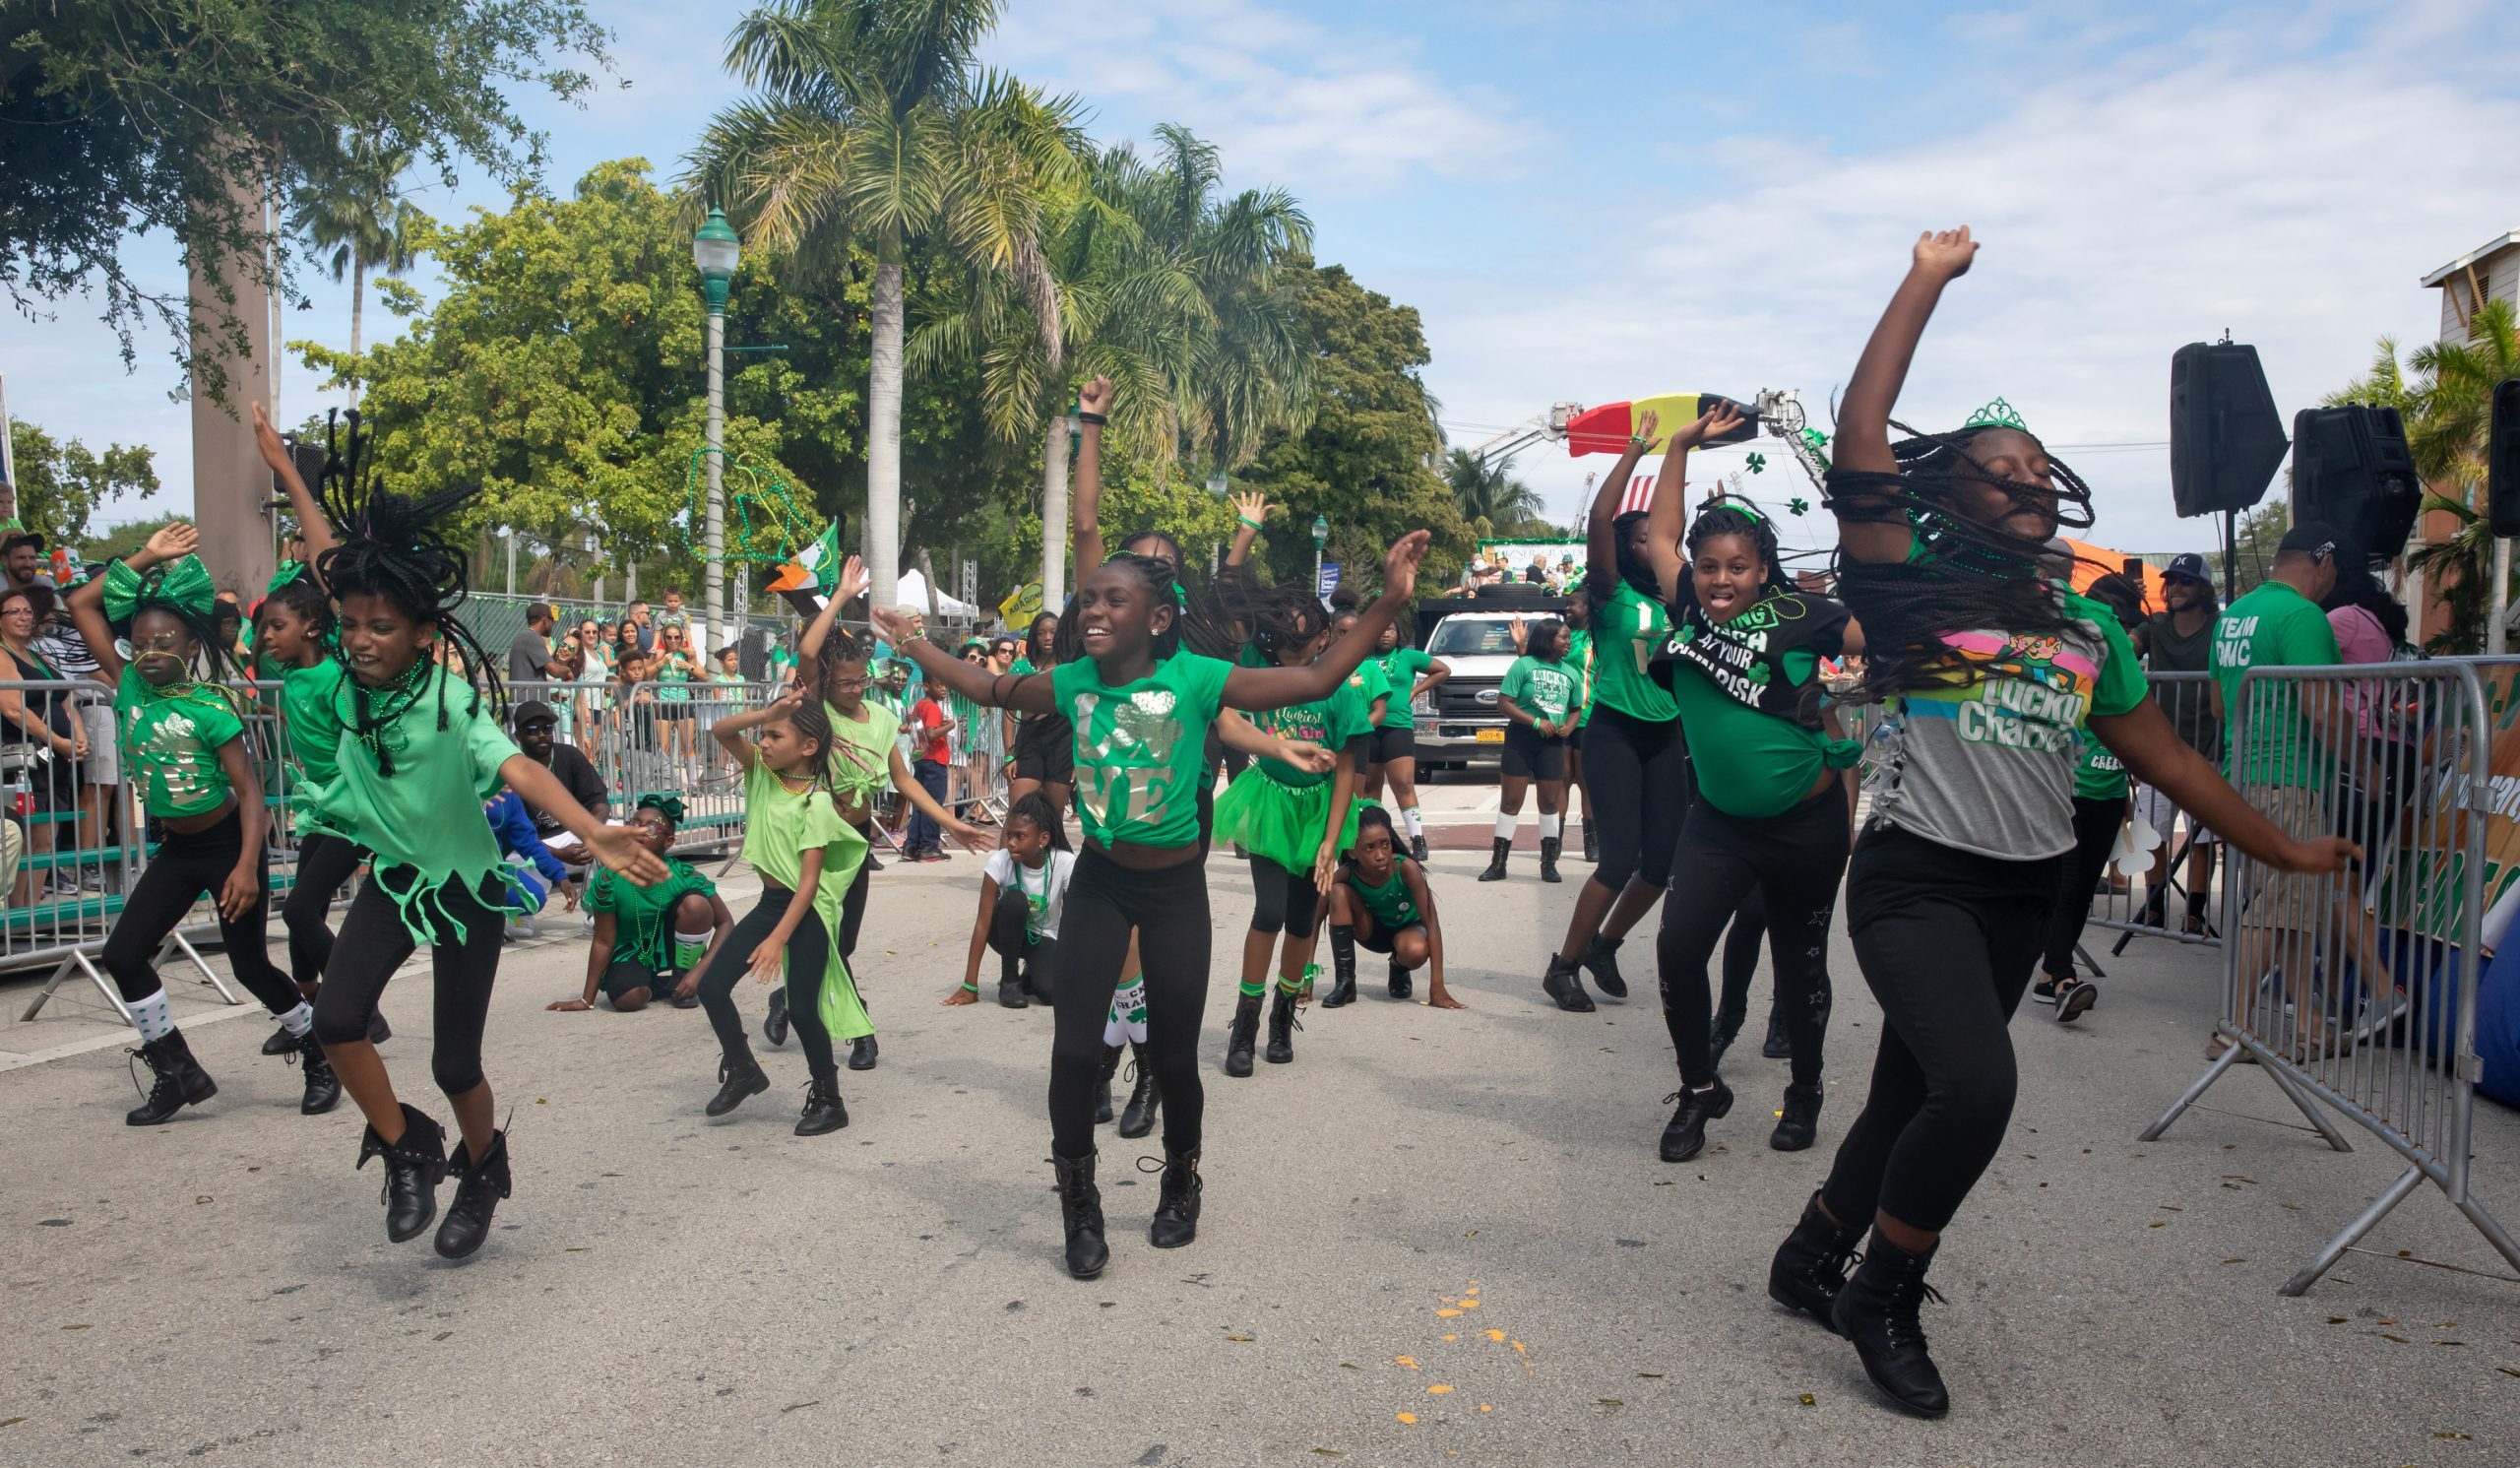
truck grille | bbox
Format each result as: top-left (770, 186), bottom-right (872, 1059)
top-left (1434, 678), bottom-right (1501, 721)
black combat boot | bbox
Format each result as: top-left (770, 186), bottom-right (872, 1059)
top-left (1224, 994), bottom-right (1262, 1077)
top-left (1052, 1151), bottom-right (1108, 1279)
top-left (1832, 1230), bottom-right (1950, 1417)
top-left (1146, 1146), bottom-right (1202, 1248)
top-left (1265, 989), bottom-right (1299, 1064)
top-left (706, 1048), bottom-right (771, 1117)
top-left (1766, 1191), bottom-right (1863, 1331)
top-left (294, 1030), bottom-right (342, 1116)
top-left (435, 1126), bottom-right (513, 1259)
top-left (1476, 838), bottom-right (1510, 881)
top-left (124, 1031), bottom-right (218, 1126)
top-left (357, 1102), bottom-right (448, 1243)
top-left (1116, 1044), bottom-right (1162, 1139)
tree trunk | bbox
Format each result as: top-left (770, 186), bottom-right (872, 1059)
top-left (918, 544), bottom-right (940, 625)
top-left (2492, 533), bottom-right (2511, 656)
top-left (867, 256), bottom-right (906, 612)
top-left (347, 255), bottom-right (366, 411)
top-left (1040, 414), bottom-right (1071, 610)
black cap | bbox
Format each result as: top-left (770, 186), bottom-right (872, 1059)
top-left (2278, 521), bottom-right (2347, 559)
top-left (3, 531), bottom-right (44, 555)
top-left (2164, 551), bottom-right (2214, 587)
top-left (512, 699), bottom-right (558, 729)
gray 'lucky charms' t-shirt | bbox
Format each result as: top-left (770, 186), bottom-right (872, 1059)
top-left (1863, 590), bottom-right (2149, 861)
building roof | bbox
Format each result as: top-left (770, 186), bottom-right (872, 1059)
top-left (2420, 229), bottom-right (2520, 287)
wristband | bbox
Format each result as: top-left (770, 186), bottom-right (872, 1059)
top-left (1236, 516), bottom-right (1263, 530)
top-left (1077, 411), bottom-right (1107, 426)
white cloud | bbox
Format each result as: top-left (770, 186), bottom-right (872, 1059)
top-left (1419, 18), bottom-right (2520, 557)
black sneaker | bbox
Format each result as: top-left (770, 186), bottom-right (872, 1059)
top-left (2031, 975), bottom-right (2066, 1005)
top-left (763, 988), bottom-right (790, 1048)
top-left (1410, 834), bottom-right (1428, 863)
top-left (1541, 954), bottom-right (1595, 1013)
top-left (2055, 981), bottom-right (2099, 1024)
top-left (1658, 1079), bottom-right (1733, 1163)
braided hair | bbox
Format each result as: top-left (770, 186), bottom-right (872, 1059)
top-left (255, 574), bottom-right (336, 653)
top-left (766, 696), bottom-right (837, 794)
top-left (1054, 551), bottom-right (1235, 663)
top-left (308, 410), bottom-right (505, 775)
top-left (1247, 581), bottom-right (1331, 665)
top-left (1606, 509), bottom-right (1660, 601)
top-left (1004, 789), bottom-right (1072, 852)
top-left (1827, 420), bottom-right (2101, 702)
top-left (1684, 500), bottom-right (1796, 607)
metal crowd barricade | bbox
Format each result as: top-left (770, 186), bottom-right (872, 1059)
top-left (572, 678), bottom-right (785, 861)
top-left (2143, 659), bottom-right (2520, 1294)
top-left (2081, 670), bottom-right (2226, 959)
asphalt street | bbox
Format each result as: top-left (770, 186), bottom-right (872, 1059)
top-left (3, 828), bottom-right (2516, 1466)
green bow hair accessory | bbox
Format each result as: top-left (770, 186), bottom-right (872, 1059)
top-left (103, 554), bottom-right (217, 625)
top-left (267, 560), bottom-right (309, 598)
top-left (1963, 397), bottom-right (2028, 432)
top-left (637, 793), bottom-right (686, 825)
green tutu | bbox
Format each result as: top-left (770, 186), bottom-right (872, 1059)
top-left (1213, 769), bottom-right (1359, 874)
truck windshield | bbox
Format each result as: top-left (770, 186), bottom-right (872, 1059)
top-left (1428, 620), bottom-right (1524, 658)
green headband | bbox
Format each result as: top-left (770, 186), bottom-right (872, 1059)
top-left (637, 793), bottom-right (686, 825)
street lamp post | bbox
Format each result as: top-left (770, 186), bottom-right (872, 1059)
top-left (500, 526), bottom-right (517, 597)
top-left (693, 207), bottom-right (741, 660)
top-left (1311, 514), bottom-right (1329, 597)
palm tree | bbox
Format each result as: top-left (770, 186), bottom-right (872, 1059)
top-left (1445, 447), bottom-right (1545, 538)
top-left (289, 133), bottom-right (428, 409)
top-left (2331, 299), bottom-right (2520, 651)
top-left (911, 124), bottom-right (1314, 602)
top-left (689, 0), bottom-right (1084, 611)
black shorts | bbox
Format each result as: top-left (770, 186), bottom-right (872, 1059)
top-left (1369, 726), bottom-right (1416, 764)
top-left (601, 958), bottom-right (678, 1004)
top-left (1013, 714), bottom-right (1074, 785)
top-left (655, 704), bottom-right (696, 724)
top-left (1500, 724), bottom-right (1567, 781)
top-left (1351, 917), bottom-right (1420, 952)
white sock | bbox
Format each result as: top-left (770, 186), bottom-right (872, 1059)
top-left (1494, 811), bottom-right (1518, 840)
top-left (1402, 806), bottom-right (1424, 840)
top-left (278, 1001), bottom-right (314, 1037)
top-left (127, 989), bottom-right (176, 1044)
top-left (1541, 813), bottom-right (1563, 840)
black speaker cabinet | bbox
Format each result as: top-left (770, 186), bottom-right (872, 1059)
top-left (2171, 342), bottom-right (2289, 517)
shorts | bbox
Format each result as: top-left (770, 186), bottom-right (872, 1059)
top-left (2130, 784), bottom-right (2218, 847)
top-left (1349, 915), bottom-right (1422, 953)
top-left (2237, 782), bottom-right (2328, 932)
top-left (1013, 715), bottom-right (1074, 785)
top-left (79, 704), bottom-right (120, 786)
top-left (601, 958), bottom-right (678, 1004)
top-left (655, 703), bottom-right (695, 724)
top-left (1500, 724), bottom-right (1567, 782)
top-left (1369, 726), bottom-right (1416, 764)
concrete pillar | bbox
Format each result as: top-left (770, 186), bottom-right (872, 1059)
top-left (186, 196), bottom-right (277, 600)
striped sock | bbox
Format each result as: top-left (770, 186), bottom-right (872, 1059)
top-left (127, 989), bottom-right (176, 1045)
top-left (674, 928), bottom-right (714, 971)
top-left (1277, 971), bottom-right (1304, 997)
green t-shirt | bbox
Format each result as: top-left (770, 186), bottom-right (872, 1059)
top-left (1656, 590), bottom-right (1858, 819)
top-left (114, 668), bottom-right (247, 819)
top-left (655, 654), bottom-right (694, 702)
top-left (1500, 655), bottom-right (1579, 727)
top-left (1373, 647), bottom-right (1435, 731)
top-left (1052, 652), bottom-right (1232, 849)
top-left (299, 665), bottom-right (525, 943)
top-left (1588, 579), bottom-right (1678, 722)
top-left (1345, 659), bottom-right (1392, 728)
top-left (1564, 630), bottom-right (1595, 724)
top-left (589, 856), bottom-right (717, 971)
top-left (2210, 580), bottom-right (2340, 788)
top-left (280, 660), bottom-right (349, 835)
top-left (1345, 855), bottom-right (1422, 929)
top-left (2073, 729), bottom-right (2129, 801)
top-left (823, 699), bottom-right (901, 815)
top-left (1247, 674), bottom-right (1373, 788)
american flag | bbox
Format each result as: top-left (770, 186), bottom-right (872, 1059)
top-left (1617, 473), bottom-right (1665, 515)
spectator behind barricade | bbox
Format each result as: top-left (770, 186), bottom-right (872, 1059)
top-left (486, 787), bottom-right (572, 939)
top-left (511, 700), bottom-right (608, 874)
top-left (3, 528), bottom-right (46, 599)
top-left (2131, 551), bottom-right (2224, 935)
top-left (900, 678), bottom-right (955, 862)
top-left (31, 574), bottom-right (121, 893)
top-left (2209, 522), bottom-right (2351, 1061)
top-left (1, 813), bottom-right (22, 905)
top-left (0, 585), bottom-right (89, 905)
top-left (625, 598), bottom-right (656, 654)
top-left (508, 602), bottom-right (564, 690)
top-left (213, 592), bottom-right (249, 666)
top-left (658, 588), bottom-right (689, 630)
top-left (2322, 547), bottom-right (2422, 858)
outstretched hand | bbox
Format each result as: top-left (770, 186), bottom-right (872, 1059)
top-left (834, 553), bottom-right (870, 606)
top-left (1378, 530), bottom-right (1432, 604)
top-left (588, 825), bottom-right (669, 886)
top-left (2276, 835), bottom-right (2360, 876)
top-left (1668, 400), bottom-right (1744, 452)
top-left (866, 605), bottom-right (916, 644)
top-left (1912, 225), bottom-right (1978, 281)
top-left (249, 402), bottom-right (293, 473)
top-left (1229, 490), bottom-right (1268, 526)
top-left (141, 523), bottom-right (200, 565)
top-left (1079, 376), bottom-right (1114, 418)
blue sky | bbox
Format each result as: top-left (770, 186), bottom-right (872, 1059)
top-left (13, 0), bottom-right (2520, 562)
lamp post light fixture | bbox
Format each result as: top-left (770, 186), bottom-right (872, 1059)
top-left (1311, 513), bottom-right (1328, 597)
top-left (693, 207), bottom-right (740, 659)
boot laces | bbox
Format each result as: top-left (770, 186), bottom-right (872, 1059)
top-left (1882, 1264), bottom-right (1946, 1349)
top-left (1137, 1154), bottom-right (1199, 1214)
top-left (126, 1046), bottom-right (177, 1103)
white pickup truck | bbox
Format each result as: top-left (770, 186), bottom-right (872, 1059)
top-left (1411, 605), bottom-right (1571, 769)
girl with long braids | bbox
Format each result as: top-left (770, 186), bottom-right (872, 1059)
top-left (297, 417), bottom-right (662, 1258)
top-left (65, 524), bottom-right (324, 1123)
top-left (1762, 227), bottom-right (2354, 1417)
top-left (1637, 406), bottom-right (1864, 1165)
top-left (1539, 428), bottom-right (1691, 1011)
top-left (875, 523), bottom-right (1428, 1282)
top-left (1211, 585), bottom-right (1373, 1076)
top-left (691, 690), bottom-right (871, 1133)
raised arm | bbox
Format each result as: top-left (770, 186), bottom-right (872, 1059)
top-left (886, 744), bottom-right (985, 849)
top-left (1225, 491), bottom-right (1269, 568)
top-left (1833, 227), bottom-right (1979, 563)
top-left (711, 689), bottom-right (800, 772)
top-left (1073, 376), bottom-right (1114, 573)
top-left (2088, 697), bottom-right (2355, 875)
top-left (1586, 412), bottom-right (1659, 597)
top-left (798, 554), bottom-right (871, 666)
top-left (1644, 401), bottom-right (1746, 603)
top-left (69, 522), bottom-right (201, 680)
top-left (869, 606), bottom-right (1057, 716)
top-left (1223, 532), bottom-right (1430, 712)
top-left (252, 403), bottom-right (335, 577)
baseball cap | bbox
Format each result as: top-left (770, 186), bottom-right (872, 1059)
top-left (512, 699), bottom-right (558, 729)
top-left (2163, 551), bottom-right (2214, 588)
top-left (2277, 521), bottom-right (2346, 559)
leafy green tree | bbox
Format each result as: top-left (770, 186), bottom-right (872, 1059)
top-left (80, 513), bottom-right (188, 566)
top-left (690, 0), bottom-right (1084, 611)
top-left (1, 1), bottom-right (609, 387)
top-left (1444, 447), bottom-right (1547, 539)
top-left (3, 420), bottom-right (159, 547)
top-left (289, 133), bottom-right (433, 408)
top-left (1239, 257), bottom-right (1471, 592)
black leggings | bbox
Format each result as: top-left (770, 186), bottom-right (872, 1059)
top-left (102, 805), bottom-right (300, 1018)
top-left (988, 886), bottom-right (1058, 996)
top-left (841, 821), bottom-right (873, 960)
top-left (1715, 889), bottom-right (1769, 1028)
top-left (1578, 702), bottom-right (1689, 895)
top-left (1050, 847), bottom-right (1209, 1158)
top-left (699, 886), bottom-right (840, 1081)
top-left (1818, 826), bottom-right (2060, 1234)
top-left (1247, 855), bottom-right (1322, 936)
top-left (282, 830), bottom-right (367, 988)
top-left (311, 870), bottom-right (507, 1096)
top-left (2042, 795), bottom-right (2126, 977)
top-left (1657, 789), bottom-right (1846, 1090)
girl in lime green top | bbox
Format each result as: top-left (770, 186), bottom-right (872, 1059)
top-left (291, 419), bottom-right (662, 1262)
top-left (66, 523), bottom-right (316, 1128)
top-left (691, 691), bottom-right (872, 1135)
top-left (1360, 616), bottom-right (1449, 862)
top-left (872, 495), bottom-right (1432, 1282)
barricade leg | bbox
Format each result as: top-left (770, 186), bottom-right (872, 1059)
top-left (2281, 1164), bottom-right (2426, 1296)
